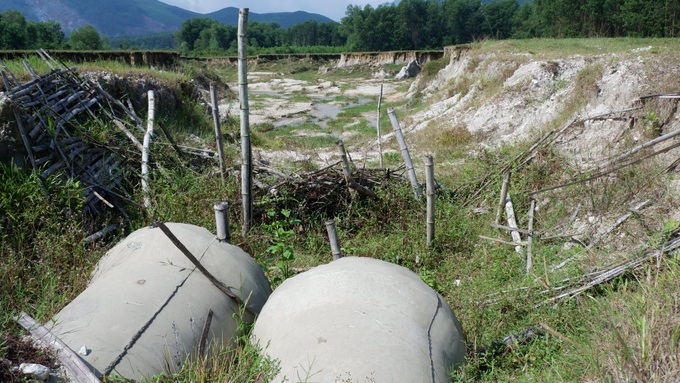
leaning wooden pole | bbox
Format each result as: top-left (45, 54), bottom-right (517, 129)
top-left (142, 90), bottom-right (155, 209)
top-left (238, 8), bottom-right (252, 236)
top-left (526, 199), bottom-right (536, 274)
top-left (424, 155), bottom-right (435, 248)
top-left (387, 107), bottom-right (421, 198)
top-left (210, 82), bottom-right (226, 185)
top-left (376, 83), bottom-right (384, 168)
top-left (494, 172), bottom-right (511, 225)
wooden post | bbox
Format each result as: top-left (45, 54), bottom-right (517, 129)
top-left (387, 107), bottom-right (421, 199)
top-left (210, 82), bottom-right (226, 185)
top-left (495, 172), bottom-right (511, 225)
top-left (505, 193), bottom-right (523, 255)
top-left (337, 140), bottom-right (352, 180)
top-left (238, 8), bottom-right (252, 236)
top-left (326, 220), bottom-right (343, 260)
top-left (424, 155), bottom-right (435, 248)
top-left (377, 83), bottom-right (384, 168)
top-left (526, 199), bottom-right (536, 273)
top-left (142, 90), bottom-right (155, 209)
top-left (214, 202), bottom-right (231, 243)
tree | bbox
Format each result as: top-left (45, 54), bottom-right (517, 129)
top-left (27, 20), bottom-right (65, 49)
top-left (69, 25), bottom-right (102, 50)
top-left (0, 10), bottom-right (28, 49)
top-left (176, 18), bottom-right (218, 51)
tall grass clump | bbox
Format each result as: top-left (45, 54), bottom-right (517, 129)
top-left (0, 163), bottom-right (101, 323)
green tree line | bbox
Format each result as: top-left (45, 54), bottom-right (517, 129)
top-left (175, 18), bottom-right (346, 55)
top-left (0, 10), bottom-right (105, 50)
top-left (2, 0), bottom-right (679, 54)
top-left (341, 0), bottom-right (680, 51)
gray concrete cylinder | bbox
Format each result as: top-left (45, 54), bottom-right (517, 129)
top-left (47, 223), bottom-right (271, 381)
top-left (252, 257), bottom-right (466, 383)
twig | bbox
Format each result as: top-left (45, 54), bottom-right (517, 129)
top-left (155, 222), bottom-right (258, 317)
top-left (479, 235), bottom-right (527, 247)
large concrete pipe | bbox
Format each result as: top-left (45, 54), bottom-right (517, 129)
top-left (46, 223), bottom-right (271, 381)
top-left (252, 257), bottom-right (466, 383)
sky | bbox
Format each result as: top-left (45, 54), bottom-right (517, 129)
top-left (157, 0), bottom-right (388, 22)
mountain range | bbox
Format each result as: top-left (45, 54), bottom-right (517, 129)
top-left (0, 0), bottom-right (335, 37)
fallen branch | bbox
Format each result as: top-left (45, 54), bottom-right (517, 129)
top-left (155, 222), bottom-right (258, 317)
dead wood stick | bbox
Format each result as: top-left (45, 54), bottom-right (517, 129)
top-left (157, 122), bottom-right (183, 158)
top-left (531, 140), bottom-right (680, 196)
top-left (347, 179), bottom-right (378, 198)
top-left (640, 93), bottom-right (680, 100)
top-left (12, 109), bottom-right (38, 172)
top-left (539, 322), bottom-right (579, 348)
top-left (606, 127), bottom-right (680, 167)
top-left (490, 223), bottom-right (534, 236)
top-left (494, 172), bottom-right (511, 225)
top-left (16, 312), bottom-right (101, 383)
top-left (527, 199), bottom-right (536, 273)
top-left (155, 222), bottom-right (258, 317)
top-left (112, 119), bottom-right (143, 152)
top-left (551, 200), bottom-right (650, 271)
top-left (198, 309), bottom-right (214, 357)
top-left (505, 193), bottom-right (523, 254)
top-left (93, 191), bottom-right (114, 208)
top-left (83, 224), bottom-right (117, 244)
top-left (582, 106), bottom-right (642, 121)
top-left (592, 199), bottom-right (650, 247)
top-left (479, 235), bottom-right (527, 246)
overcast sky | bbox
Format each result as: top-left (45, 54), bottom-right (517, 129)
top-left (158, 0), bottom-right (387, 21)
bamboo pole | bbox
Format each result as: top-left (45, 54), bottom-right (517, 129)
top-left (142, 90), bottom-right (155, 209)
top-left (325, 220), bottom-right (343, 260)
top-left (504, 193), bottom-right (523, 255)
top-left (377, 83), bottom-right (384, 168)
top-left (210, 82), bottom-right (226, 185)
top-left (238, 8), bottom-right (252, 236)
top-left (495, 172), bottom-right (511, 225)
top-left (387, 107), bottom-right (420, 198)
top-left (214, 202), bottom-right (231, 243)
top-left (424, 155), bottom-right (435, 248)
top-left (606, 126), bottom-right (680, 167)
top-left (527, 199), bottom-right (536, 273)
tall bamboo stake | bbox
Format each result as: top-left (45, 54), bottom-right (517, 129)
top-left (526, 199), bottom-right (536, 273)
top-left (210, 82), bottom-right (226, 185)
top-left (238, 8), bottom-right (252, 236)
top-left (214, 202), bottom-right (231, 243)
top-left (387, 107), bottom-right (421, 198)
top-left (325, 220), bottom-right (343, 260)
top-left (376, 83), bottom-right (384, 168)
top-left (424, 155), bottom-right (435, 248)
top-left (142, 90), bottom-right (155, 209)
top-left (504, 193), bottom-right (522, 255)
top-left (495, 172), bottom-right (511, 225)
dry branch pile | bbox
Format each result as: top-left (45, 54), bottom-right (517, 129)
top-left (252, 161), bottom-right (394, 222)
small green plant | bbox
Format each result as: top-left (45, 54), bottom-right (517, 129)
top-left (260, 208), bottom-right (301, 284)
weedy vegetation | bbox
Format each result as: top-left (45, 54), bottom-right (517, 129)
top-left (2, 39), bottom-right (680, 382)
